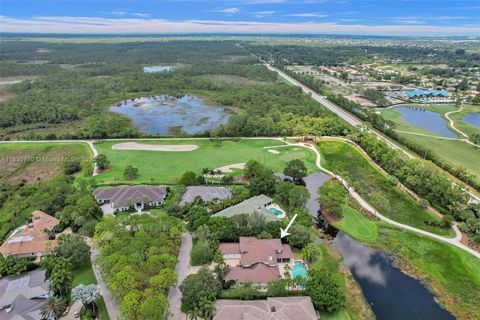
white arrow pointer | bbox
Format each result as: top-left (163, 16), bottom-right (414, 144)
top-left (280, 213), bottom-right (297, 238)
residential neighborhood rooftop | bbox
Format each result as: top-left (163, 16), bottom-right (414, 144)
top-left (0, 211), bottom-right (59, 258)
top-left (0, 269), bottom-right (50, 320)
top-left (213, 297), bottom-right (317, 320)
top-left (179, 186), bottom-right (232, 206)
top-left (211, 195), bottom-right (278, 221)
top-left (93, 185), bottom-right (167, 210)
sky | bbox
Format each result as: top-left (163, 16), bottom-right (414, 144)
top-left (0, 0), bottom-right (479, 36)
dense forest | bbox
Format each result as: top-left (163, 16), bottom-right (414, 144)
top-left (0, 40), bottom-right (350, 139)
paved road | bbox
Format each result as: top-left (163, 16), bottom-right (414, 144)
top-left (91, 247), bottom-right (120, 320)
top-left (293, 141), bottom-right (480, 260)
top-left (168, 232), bottom-right (194, 320)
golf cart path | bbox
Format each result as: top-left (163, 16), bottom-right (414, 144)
top-left (287, 141), bottom-right (479, 260)
top-left (445, 108), bottom-right (480, 148)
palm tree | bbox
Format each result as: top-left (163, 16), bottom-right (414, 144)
top-left (71, 284), bottom-right (101, 316)
top-left (202, 168), bottom-right (210, 185)
top-left (40, 296), bottom-right (67, 320)
top-left (215, 169), bottom-right (223, 186)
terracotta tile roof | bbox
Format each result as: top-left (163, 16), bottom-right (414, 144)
top-left (0, 211), bottom-right (58, 257)
top-left (219, 243), bottom-right (240, 255)
top-left (213, 297), bottom-right (317, 320)
top-left (93, 185), bottom-right (167, 209)
top-left (224, 264), bottom-right (281, 284)
top-left (238, 237), bottom-right (292, 267)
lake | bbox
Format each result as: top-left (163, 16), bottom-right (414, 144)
top-left (333, 232), bottom-right (454, 320)
top-left (143, 66), bottom-right (175, 73)
top-left (394, 106), bottom-right (457, 138)
top-left (110, 95), bottom-right (230, 135)
top-left (463, 112), bottom-right (480, 128)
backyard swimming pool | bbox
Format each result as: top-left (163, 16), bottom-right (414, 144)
top-left (269, 208), bottom-right (283, 216)
top-left (292, 261), bottom-right (308, 279)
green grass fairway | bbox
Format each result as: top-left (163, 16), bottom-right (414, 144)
top-left (377, 227), bottom-right (480, 320)
top-left (333, 207), bottom-right (378, 243)
top-left (448, 104), bottom-right (480, 138)
top-left (94, 139), bottom-right (318, 185)
top-left (318, 140), bottom-right (453, 236)
top-left (394, 131), bottom-right (480, 183)
top-left (379, 104), bottom-right (480, 184)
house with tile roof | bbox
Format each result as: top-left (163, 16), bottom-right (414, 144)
top-left (0, 269), bottom-right (51, 320)
top-left (211, 195), bottom-right (283, 221)
top-left (213, 297), bottom-right (317, 320)
top-left (219, 237), bottom-right (293, 286)
top-left (0, 211), bottom-right (59, 260)
top-left (179, 186), bottom-right (232, 206)
top-left (93, 185), bottom-right (168, 214)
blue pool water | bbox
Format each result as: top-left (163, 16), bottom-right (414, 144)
top-left (269, 208), bottom-right (283, 216)
top-left (14, 228), bottom-right (24, 235)
top-left (463, 113), bottom-right (480, 128)
top-left (394, 107), bottom-right (457, 138)
top-left (292, 261), bottom-right (308, 279)
top-left (143, 66), bottom-right (175, 73)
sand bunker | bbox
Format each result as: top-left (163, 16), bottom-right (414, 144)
top-left (267, 149), bottom-right (280, 154)
top-left (215, 163), bottom-right (246, 173)
top-left (112, 142), bottom-right (198, 152)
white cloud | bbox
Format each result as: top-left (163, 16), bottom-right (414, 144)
top-left (287, 13), bottom-right (328, 18)
top-left (212, 7), bottom-right (240, 14)
top-left (0, 16), bottom-right (478, 36)
top-left (253, 11), bottom-right (276, 18)
top-left (111, 10), bottom-right (127, 16)
top-left (133, 13), bottom-right (151, 18)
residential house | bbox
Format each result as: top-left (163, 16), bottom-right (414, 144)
top-left (179, 186), bottom-right (232, 206)
top-left (211, 195), bottom-right (281, 221)
top-left (219, 237), bottom-right (292, 287)
top-left (0, 211), bottom-right (59, 259)
top-left (213, 297), bottom-right (317, 320)
top-left (93, 185), bottom-right (168, 214)
top-left (0, 269), bottom-right (51, 320)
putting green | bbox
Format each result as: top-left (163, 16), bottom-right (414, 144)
top-left (333, 206), bottom-right (378, 243)
top-left (94, 139), bottom-right (318, 185)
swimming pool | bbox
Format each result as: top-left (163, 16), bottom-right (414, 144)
top-left (292, 261), bottom-right (308, 279)
top-left (14, 228), bottom-right (24, 235)
top-left (269, 208), bottom-right (283, 216)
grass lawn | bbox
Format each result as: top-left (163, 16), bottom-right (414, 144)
top-left (318, 140), bottom-right (453, 236)
top-left (72, 264), bottom-right (110, 320)
top-left (448, 104), bottom-right (480, 138)
top-left (321, 309), bottom-right (352, 320)
top-left (0, 142), bottom-right (93, 184)
top-left (333, 207), bottom-right (378, 243)
top-left (379, 104), bottom-right (480, 184)
top-left (377, 226), bottom-right (480, 320)
top-left (94, 139), bottom-right (318, 185)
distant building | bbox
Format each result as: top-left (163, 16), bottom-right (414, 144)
top-left (179, 186), bottom-right (232, 206)
top-left (0, 269), bottom-right (51, 320)
top-left (213, 297), bottom-right (317, 320)
top-left (93, 185), bottom-right (168, 214)
top-left (219, 237), bottom-right (292, 286)
top-left (0, 211), bottom-right (59, 259)
top-left (404, 89), bottom-right (449, 98)
top-left (211, 195), bottom-right (280, 221)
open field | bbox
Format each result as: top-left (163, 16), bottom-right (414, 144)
top-left (94, 139), bottom-right (318, 185)
top-left (377, 226), bottom-right (480, 320)
top-left (72, 264), bottom-right (110, 320)
top-left (0, 142), bottom-right (93, 184)
top-left (333, 206), bottom-right (378, 243)
top-left (318, 141), bottom-right (453, 236)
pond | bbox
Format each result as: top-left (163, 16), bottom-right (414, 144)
top-left (394, 106), bottom-right (457, 138)
top-left (143, 66), bottom-right (175, 73)
top-left (109, 95), bottom-right (230, 135)
top-left (463, 112), bottom-right (480, 128)
top-left (332, 232), bottom-right (454, 320)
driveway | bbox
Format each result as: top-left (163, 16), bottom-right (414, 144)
top-left (91, 247), bottom-right (121, 320)
top-left (168, 232), bottom-right (199, 320)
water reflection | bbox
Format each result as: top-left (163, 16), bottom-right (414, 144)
top-left (395, 106), bottom-right (457, 138)
top-left (333, 232), bottom-right (455, 320)
top-left (110, 95), bottom-right (230, 135)
top-left (463, 112), bottom-right (480, 128)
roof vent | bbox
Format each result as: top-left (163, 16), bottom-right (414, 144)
top-left (271, 306), bottom-right (276, 312)
top-left (269, 256), bottom-right (273, 261)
